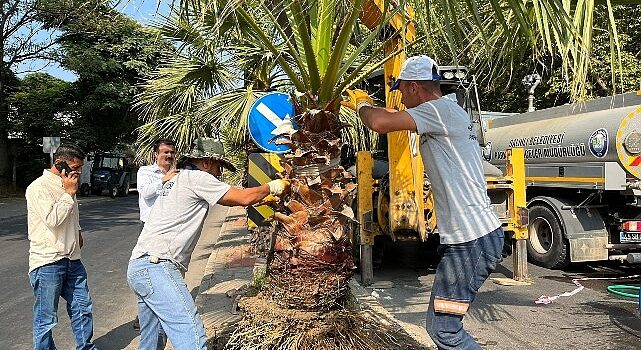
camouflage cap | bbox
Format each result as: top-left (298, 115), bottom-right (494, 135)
top-left (182, 137), bottom-right (236, 172)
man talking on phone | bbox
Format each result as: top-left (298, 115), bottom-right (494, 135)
top-left (25, 143), bottom-right (99, 350)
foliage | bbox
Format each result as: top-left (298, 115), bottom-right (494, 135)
top-left (8, 73), bottom-right (73, 146)
top-left (586, 4), bottom-right (641, 97)
top-left (0, 0), bottom-right (60, 179)
top-left (35, 0), bottom-right (171, 152)
top-left (412, 0), bottom-right (641, 101)
top-left (411, 3), bottom-right (641, 113)
top-left (134, 0), bottom-right (401, 171)
top-left (135, 0), bottom-right (641, 170)
top-left (6, 73), bottom-right (73, 186)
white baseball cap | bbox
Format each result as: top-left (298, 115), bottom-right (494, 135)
top-left (390, 55), bottom-right (440, 91)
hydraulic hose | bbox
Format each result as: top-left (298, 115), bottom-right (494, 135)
top-left (606, 285), bottom-right (640, 299)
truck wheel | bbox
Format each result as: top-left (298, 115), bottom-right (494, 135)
top-left (527, 205), bottom-right (569, 269)
top-left (119, 180), bottom-right (130, 197)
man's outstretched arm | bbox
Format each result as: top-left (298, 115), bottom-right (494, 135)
top-left (342, 88), bottom-right (417, 134)
top-left (358, 106), bottom-right (418, 134)
top-left (218, 180), bottom-right (288, 207)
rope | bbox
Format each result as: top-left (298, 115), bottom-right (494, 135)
top-left (535, 274), bottom-right (640, 305)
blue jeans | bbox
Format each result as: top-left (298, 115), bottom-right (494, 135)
top-left (28, 258), bottom-right (97, 350)
top-left (426, 227), bottom-right (504, 350)
top-left (127, 256), bottom-right (206, 350)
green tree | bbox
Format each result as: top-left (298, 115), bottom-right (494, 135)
top-left (134, 0), bottom-right (387, 170)
top-left (1, 0), bottom-right (59, 183)
top-left (410, 2), bottom-right (641, 113)
top-left (8, 73), bottom-right (72, 146)
top-left (37, 0), bottom-right (171, 151)
top-left (7, 73), bottom-right (73, 186)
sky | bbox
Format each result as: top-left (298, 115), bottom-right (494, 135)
top-left (15, 0), bottom-right (172, 82)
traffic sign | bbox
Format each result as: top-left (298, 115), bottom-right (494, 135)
top-left (248, 92), bottom-right (297, 154)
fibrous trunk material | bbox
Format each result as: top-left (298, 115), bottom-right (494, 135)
top-left (225, 294), bottom-right (423, 350)
top-left (266, 147), bottom-right (357, 310)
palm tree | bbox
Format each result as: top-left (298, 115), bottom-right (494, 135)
top-left (134, 0), bottom-right (640, 348)
top-left (134, 0), bottom-right (641, 165)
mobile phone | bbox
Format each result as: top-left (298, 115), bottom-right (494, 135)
top-left (55, 161), bottom-right (73, 176)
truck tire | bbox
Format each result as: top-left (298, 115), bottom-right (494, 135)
top-left (527, 205), bottom-right (569, 269)
top-left (119, 179), bottom-right (130, 197)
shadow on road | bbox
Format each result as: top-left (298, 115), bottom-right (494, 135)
top-left (80, 198), bottom-right (139, 232)
top-left (94, 320), bottom-right (138, 350)
top-left (0, 216), bottom-right (28, 240)
top-left (586, 300), bottom-right (641, 341)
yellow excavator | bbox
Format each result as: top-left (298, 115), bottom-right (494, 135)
top-left (245, 0), bottom-right (530, 285)
top-left (353, 0), bottom-right (529, 285)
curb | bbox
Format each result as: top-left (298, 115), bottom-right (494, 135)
top-left (195, 207), bottom-right (437, 349)
top-left (195, 207), bottom-right (253, 343)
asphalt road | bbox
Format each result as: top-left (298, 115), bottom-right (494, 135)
top-left (361, 241), bottom-right (641, 350)
top-left (0, 195), bottom-right (142, 350)
top-left (0, 194), bottom-right (227, 350)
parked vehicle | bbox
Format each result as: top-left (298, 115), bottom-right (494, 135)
top-left (90, 153), bottom-right (136, 198)
top-left (485, 91), bottom-right (641, 268)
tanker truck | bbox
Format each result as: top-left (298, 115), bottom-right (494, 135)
top-left (484, 91), bottom-right (641, 268)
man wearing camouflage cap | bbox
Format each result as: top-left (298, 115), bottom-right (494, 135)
top-left (127, 137), bottom-right (288, 350)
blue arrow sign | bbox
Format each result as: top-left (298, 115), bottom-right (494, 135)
top-left (248, 92), bottom-right (297, 154)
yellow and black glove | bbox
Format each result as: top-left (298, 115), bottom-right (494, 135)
top-left (341, 89), bottom-right (374, 113)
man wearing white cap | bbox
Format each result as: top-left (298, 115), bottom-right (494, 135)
top-left (127, 137), bottom-right (288, 350)
top-left (343, 55), bottom-right (503, 350)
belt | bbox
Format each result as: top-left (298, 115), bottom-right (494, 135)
top-left (147, 255), bottom-right (169, 264)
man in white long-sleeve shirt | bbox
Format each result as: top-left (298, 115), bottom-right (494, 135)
top-left (137, 139), bottom-right (177, 226)
top-left (132, 139), bottom-right (177, 338)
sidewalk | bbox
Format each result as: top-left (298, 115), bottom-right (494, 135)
top-left (195, 207), bottom-right (256, 346)
top-left (193, 207), bottom-right (436, 349)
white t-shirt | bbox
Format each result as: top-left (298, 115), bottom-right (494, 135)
top-left (406, 94), bottom-right (501, 244)
top-left (130, 169), bottom-right (231, 270)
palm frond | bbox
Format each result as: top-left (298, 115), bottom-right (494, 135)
top-left (415, 0), bottom-right (641, 99)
